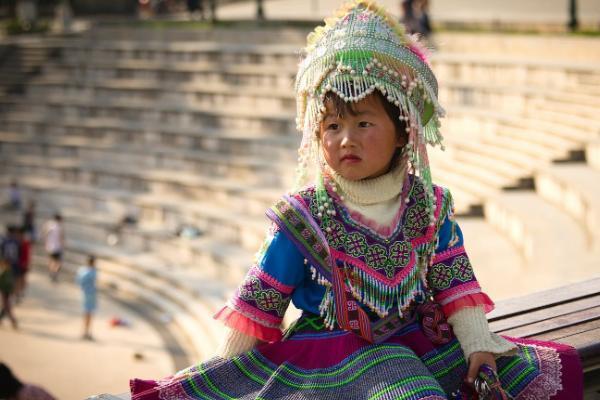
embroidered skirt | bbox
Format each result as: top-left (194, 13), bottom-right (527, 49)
top-left (130, 315), bottom-right (582, 399)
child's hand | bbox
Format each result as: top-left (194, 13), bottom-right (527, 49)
top-left (467, 351), bottom-right (497, 384)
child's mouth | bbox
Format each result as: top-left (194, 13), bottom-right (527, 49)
top-left (341, 155), bottom-right (361, 163)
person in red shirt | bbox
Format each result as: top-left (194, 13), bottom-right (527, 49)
top-left (16, 227), bottom-right (31, 302)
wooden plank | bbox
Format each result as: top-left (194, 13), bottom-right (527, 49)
top-left (489, 294), bottom-right (600, 332)
top-left (495, 305), bottom-right (600, 338)
top-left (489, 277), bottom-right (600, 320)
top-left (529, 318), bottom-right (600, 343)
top-left (553, 330), bottom-right (600, 370)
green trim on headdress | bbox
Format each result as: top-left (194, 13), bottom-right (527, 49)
top-left (294, 0), bottom-right (446, 228)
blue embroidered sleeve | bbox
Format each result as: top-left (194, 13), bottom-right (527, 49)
top-left (215, 225), bottom-right (305, 342)
top-left (427, 188), bottom-right (494, 316)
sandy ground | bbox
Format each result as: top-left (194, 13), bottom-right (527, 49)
top-left (0, 266), bottom-right (174, 400)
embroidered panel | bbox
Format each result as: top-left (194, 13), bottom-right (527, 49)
top-left (230, 266), bottom-right (293, 328)
top-left (427, 245), bottom-right (481, 303)
top-left (297, 177), bottom-right (435, 283)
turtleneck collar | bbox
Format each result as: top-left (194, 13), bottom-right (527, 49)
top-left (326, 163), bottom-right (407, 206)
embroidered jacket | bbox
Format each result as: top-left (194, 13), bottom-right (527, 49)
top-left (215, 176), bottom-right (493, 342)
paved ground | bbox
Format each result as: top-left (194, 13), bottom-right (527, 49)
top-left (218, 0), bottom-right (600, 24)
top-left (0, 265), bottom-right (174, 400)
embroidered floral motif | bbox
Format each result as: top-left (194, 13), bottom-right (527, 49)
top-left (255, 289), bottom-right (286, 315)
top-left (452, 256), bottom-right (474, 282)
top-left (324, 220), bottom-right (345, 248)
top-left (389, 241), bottom-right (412, 267)
top-left (239, 276), bottom-right (262, 298)
top-left (235, 269), bottom-right (292, 321)
top-left (364, 244), bottom-right (389, 275)
top-left (428, 252), bottom-right (476, 291)
top-left (403, 202), bottom-right (429, 239)
top-left (297, 179), bottom-right (432, 282)
top-left (429, 263), bottom-right (454, 290)
top-left (346, 232), bottom-right (368, 257)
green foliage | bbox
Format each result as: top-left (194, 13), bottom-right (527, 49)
top-left (4, 18), bottom-right (49, 35)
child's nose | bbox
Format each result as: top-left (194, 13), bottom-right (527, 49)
top-left (340, 128), bottom-right (358, 148)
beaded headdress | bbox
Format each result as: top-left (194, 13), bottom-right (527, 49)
top-left (294, 0), bottom-right (445, 225)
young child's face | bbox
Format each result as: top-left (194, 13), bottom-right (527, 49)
top-left (319, 94), bottom-right (405, 181)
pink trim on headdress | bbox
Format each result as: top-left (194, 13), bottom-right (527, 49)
top-left (214, 306), bottom-right (282, 343)
top-left (407, 43), bottom-right (429, 65)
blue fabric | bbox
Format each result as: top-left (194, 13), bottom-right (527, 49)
top-left (434, 194), bottom-right (464, 254)
top-left (77, 266), bottom-right (97, 312)
top-left (257, 231), bottom-right (324, 315)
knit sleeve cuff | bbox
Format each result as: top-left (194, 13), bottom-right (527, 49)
top-left (217, 327), bottom-right (261, 359)
top-left (447, 306), bottom-right (517, 359)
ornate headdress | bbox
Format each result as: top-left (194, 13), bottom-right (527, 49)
top-left (293, 0), bottom-right (445, 225)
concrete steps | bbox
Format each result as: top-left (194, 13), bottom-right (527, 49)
top-left (535, 163), bottom-right (600, 248)
top-left (0, 132), bottom-right (294, 187)
top-left (484, 190), bottom-right (597, 283)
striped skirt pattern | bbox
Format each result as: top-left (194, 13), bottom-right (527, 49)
top-left (130, 316), bottom-right (582, 399)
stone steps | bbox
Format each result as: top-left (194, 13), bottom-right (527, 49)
top-left (0, 100), bottom-right (297, 138)
top-left (433, 32), bottom-right (600, 64)
top-left (0, 132), bottom-right (293, 187)
top-left (588, 140), bottom-right (600, 172)
top-left (449, 105), bottom-right (596, 148)
top-left (0, 94), bottom-right (295, 132)
top-left (0, 116), bottom-right (300, 159)
top-left (484, 190), bottom-right (598, 283)
top-left (0, 173), bottom-right (273, 255)
top-left (81, 26), bottom-right (309, 45)
top-left (2, 156), bottom-right (281, 218)
top-left (60, 39), bottom-right (300, 67)
top-left (535, 163), bottom-right (600, 248)
top-left (40, 240), bottom-right (228, 361)
top-left (432, 53), bottom-right (600, 89)
top-left (26, 78), bottom-right (295, 112)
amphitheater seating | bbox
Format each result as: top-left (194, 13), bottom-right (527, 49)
top-left (1, 28), bottom-right (599, 366)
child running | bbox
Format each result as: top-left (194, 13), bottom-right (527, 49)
top-left (130, 1), bottom-right (582, 398)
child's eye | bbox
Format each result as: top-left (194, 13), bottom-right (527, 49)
top-left (358, 121), bottom-right (373, 128)
top-left (326, 123), bottom-right (339, 131)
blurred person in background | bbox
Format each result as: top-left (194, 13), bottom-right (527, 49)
top-left (76, 255), bottom-right (98, 340)
top-left (5, 180), bottom-right (22, 211)
top-left (15, 227), bottom-right (31, 303)
top-left (1, 226), bottom-right (21, 293)
top-left (43, 214), bottom-right (64, 283)
top-left (21, 200), bottom-right (36, 243)
top-left (0, 255), bottom-right (18, 329)
top-left (401, 0), bottom-right (432, 38)
top-left (0, 363), bottom-right (55, 400)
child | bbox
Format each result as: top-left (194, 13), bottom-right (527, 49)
top-left (130, 1), bottom-right (582, 398)
top-left (76, 255), bottom-right (98, 340)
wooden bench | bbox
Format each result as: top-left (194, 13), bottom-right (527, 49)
top-left (489, 277), bottom-right (600, 398)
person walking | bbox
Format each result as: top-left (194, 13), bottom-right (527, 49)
top-left (76, 255), bottom-right (98, 340)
